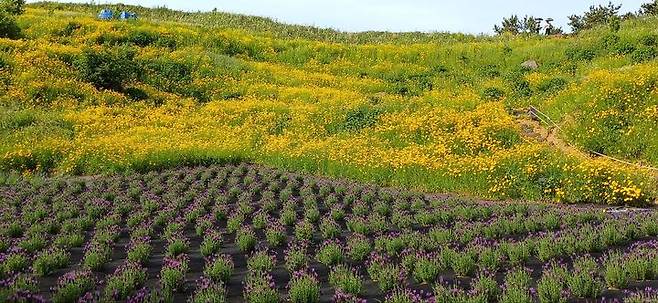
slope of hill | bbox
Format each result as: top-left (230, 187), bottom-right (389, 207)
top-left (1, 3), bottom-right (657, 205)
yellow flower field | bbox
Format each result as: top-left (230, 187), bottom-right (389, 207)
top-left (0, 5), bottom-right (657, 205)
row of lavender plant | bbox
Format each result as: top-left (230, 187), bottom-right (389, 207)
top-left (1, 163), bottom-right (657, 302)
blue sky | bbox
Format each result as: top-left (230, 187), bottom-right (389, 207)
top-left (36, 0), bottom-right (647, 34)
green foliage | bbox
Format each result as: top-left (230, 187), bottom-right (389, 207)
top-left (127, 29), bottom-right (177, 48)
top-left (236, 227), bottom-right (257, 252)
top-left (565, 46), bottom-right (596, 61)
top-left (329, 265), bottom-right (362, 295)
top-left (288, 272), bottom-right (320, 303)
top-left (141, 58), bottom-right (193, 93)
top-left (604, 253), bottom-right (629, 289)
top-left (247, 250), bottom-right (276, 272)
top-left (567, 256), bottom-right (603, 298)
top-left (316, 241), bottom-right (344, 266)
top-left (505, 71), bottom-right (533, 97)
top-left (494, 15), bottom-right (557, 35)
top-left (1, 0), bottom-right (25, 15)
top-left (536, 77), bottom-right (568, 94)
top-left (190, 281), bottom-right (227, 303)
top-left (104, 264), bottom-right (147, 300)
top-left (33, 248), bottom-right (70, 276)
top-left (334, 106), bottom-right (381, 133)
top-left (0, 10), bottom-right (20, 39)
top-left (127, 243), bottom-right (151, 265)
top-left (52, 272), bottom-right (95, 303)
top-left (74, 46), bottom-right (137, 92)
top-left (640, 0), bottom-right (658, 15)
top-left (481, 87), bottom-right (505, 101)
top-left (568, 2), bottom-right (623, 33)
top-left (630, 46), bottom-right (657, 63)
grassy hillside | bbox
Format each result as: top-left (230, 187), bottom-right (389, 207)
top-left (1, 3), bottom-right (658, 205)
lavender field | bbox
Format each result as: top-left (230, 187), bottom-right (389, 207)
top-left (1, 164), bottom-right (658, 302)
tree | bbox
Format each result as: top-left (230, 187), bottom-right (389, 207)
top-left (494, 15), bottom-right (562, 36)
top-left (568, 2), bottom-right (622, 33)
top-left (0, 0), bottom-right (25, 15)
top-left (494, 15), bottom-right (521, 35)
top-left (640, 0), bottom-right (658, 15)
top-left (522, 16), bottom-right (542, 35)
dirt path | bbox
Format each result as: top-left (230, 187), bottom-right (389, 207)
top-left (515, 107), bottom-right (588, 159)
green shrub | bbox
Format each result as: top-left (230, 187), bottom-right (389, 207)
top-left (329, 265), bottom-right (362, 295)
top-left (52, 270), bottom-right (96, 303)
top-left (565, 46), bottom-right (596, 61)
top-left (331, 106), bottom-right (381, 133)
top-left (205, 254), bottom-right (234, 282)
top-left (568, 256), bottom-right (603, 299)
top-left (631, 46), bottom-right (657, 63)
top-left (604, 253), bottom-right (628, 289)
top-left (0, 10), bottom-right (20, 39)
top-left (614, 41), bottom-right (636, 55)
top-left (505, 71), bottom-right (532, 97)
top-left (55, 21), bottom-right (82, 37)
top-left (190, 279), bottom-right (227, 303)
top-left (247, 250), bottom-right (276, 272)
top-left (243, 271), bottom-right (279, 303)
top-left (639, 34), bottom-right (658, 47)
top-left (127, 30), bottom-right (177, 48)
top-left (103, 263), bottom-right (147, 300)
top-left (74, 46), bottom-right (137, 92)
top-left (288, 271), bottom-right (319, 303)
top-left (316, 240), bottom-right (344, 267)
top-left (481, 87), bottom-right (505, 100)
top-left (141, 59), bottom-right (192, 92)
top-left (537, 77), bottom-right (567, 94)
top-left (0, 0), bottom-right (24, 15)
top-left (33, 248), bottom-right (70, 277)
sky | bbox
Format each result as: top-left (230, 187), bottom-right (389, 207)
top-left (33, 0), bottom-right (648, 34)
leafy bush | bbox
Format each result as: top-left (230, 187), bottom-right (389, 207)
top-left (481, 87), bottom-right (505, 100)
top-left (190, 278), bottom-right (227, 303)
top-left (329, 265), bottom-right (362, 295)
top-left (604, 253), bottom-right (628, 289)
top-left (74, 46), bottom-right (137, 92)
top-left (288, 270), bottom-right (320, 303)
top-left (236, 227), bottom-right (257, 252)
top-left (103, 263), bottom-right (147, 301)
top-left (141, 59), bottom-right (192, 92)
top-left (639, 33), bottom-right (658, 47)
top-left (0, 10), bottom-right (20, 39)
top-left (565, 46), bottom-right (596, 61)
top-left (568, 256), bottom-right (603, 299)
top-left (331, 106), bottom-right (381, 133)
top-left (631, 46), bottom-right (657, 63)
top-left (537, 77), bottom-right (568, 94)
top-left (247, 250), bottom-right (276, 272)
top-left (33, 248), bottom-right (70, 276)
top-left (0, 0), bottom-right (24, 15)
top-left (316, 240), bottom-right (344, 267)
top-left (505, 71), bottom-right (533, 97)
top-left (243, 271), bottom-right (279, 303)
top-left (127, 30), bottom-right (177, 48)
top-left (204, 255), bottom-right (234, 282)
top-left (52, 270), bottom-right (95, 303)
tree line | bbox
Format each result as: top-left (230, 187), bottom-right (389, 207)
top-left (494, 1), bottom-right (658, 36)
